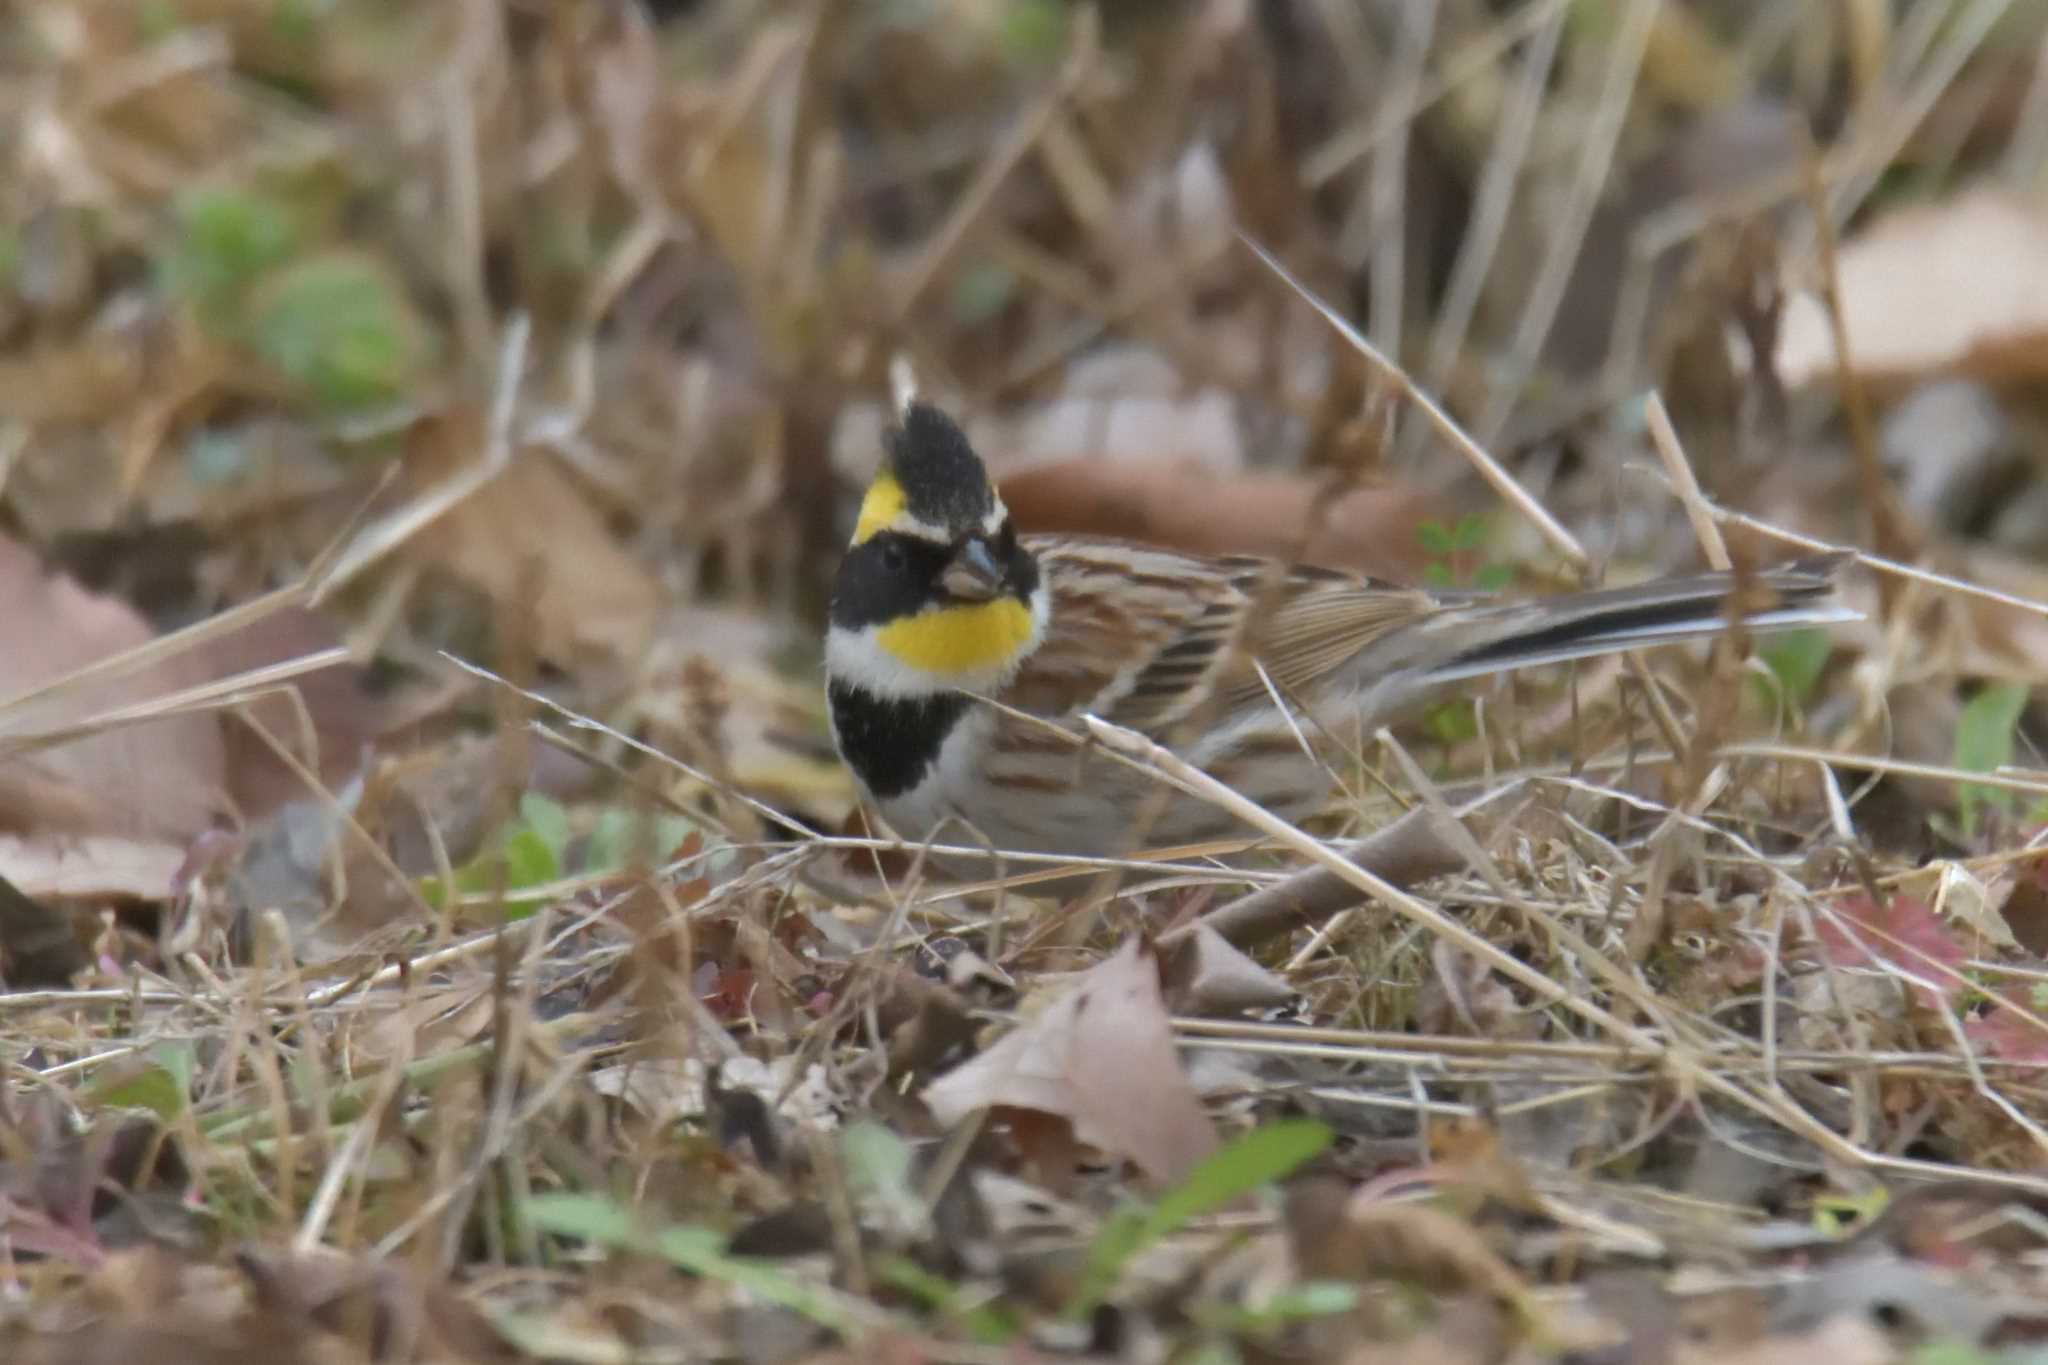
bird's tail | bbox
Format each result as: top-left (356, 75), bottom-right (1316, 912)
top-left (1414, 552), bottom-right (1857, 688)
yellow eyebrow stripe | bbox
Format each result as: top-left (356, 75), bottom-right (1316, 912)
top-left (876, 599), bottom-right (1035, 677)
top-left (853, 474), bottom-right (907, 544)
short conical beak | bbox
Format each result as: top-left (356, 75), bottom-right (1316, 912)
top-left (940, 537), bottom-right (1005, 601)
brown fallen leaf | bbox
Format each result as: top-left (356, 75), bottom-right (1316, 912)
top-left (0, 835), bottom-right (186, 904)
top-left (1159, 923), bottom-right (1292, 1016)
top-left (403, 409), bottom-right (660, 668)
top-left (923, 935), bottom-right (1218, 1187)
top-left (206, 606), bottom-right (386, 821)
top-left (1776, 186), bottom-right (2048, 386)
top-left (0, 534), bottom-right (225, 842)
top-left (237, 1244), bottom-right (516, 1363)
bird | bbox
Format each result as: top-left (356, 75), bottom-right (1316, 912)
top-left (826, 401), bottom-right (1854, 871)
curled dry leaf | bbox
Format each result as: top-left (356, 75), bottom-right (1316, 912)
top-left (1159, 922), bottom-right (1292, 1016)
top-left (1775, 186), bottom-right (2048, 387)
top-left (923, 935), bottom-right (1219, 1187)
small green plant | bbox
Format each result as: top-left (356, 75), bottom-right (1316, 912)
top-left (874, 1257), bottom-right (1019, 1345)
top-left (1418, 516), bottom-right (1510, 749)
top-left (419, 792), bottom-right (565, 917)
top-left (1418, 514), bottom-right (1512, 592)
top-left (1067, 1118), bottom-right (1333, 1318)
top-left (250, 252), bottom-right (432, 410)
top-left (524, 1193), bottom-right (876, 1336)
top-left (419, 794), bottom-right (699, 917)
top-left (998, 0), bottom-right (1068, 63)
top-left (1753, 626), bottom-right (1832, 713)
top-left (1189, 1280), bottom-right (1360, 1342)
top-left (161, 186), bottom-right (302, 321)
top-left (86, 1040), bottom-right (196, 1121)
top-left (1953, 682), bottom-right (2030, 837)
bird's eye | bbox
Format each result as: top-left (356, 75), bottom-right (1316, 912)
top-left (879, 540), bottom-right (907, 572)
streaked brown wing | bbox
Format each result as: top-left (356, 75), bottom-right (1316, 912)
top-left (1230, 572), bottom-right (1437, 707)
top-left (1010, 536), bottom-right (1438, 737)
top-left (1003, 538), bottom-right (1234, 729)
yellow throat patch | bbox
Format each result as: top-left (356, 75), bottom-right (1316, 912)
top-left (876, 599), bottom-right (1036, 678)
top-left (853, 474), bottom-right (907, 544)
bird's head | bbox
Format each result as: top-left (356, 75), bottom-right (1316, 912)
top-left (827, 403), bottom-right (1046, 697)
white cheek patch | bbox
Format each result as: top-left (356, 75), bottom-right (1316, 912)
top-left (827, 624), bottom-right (953, 697)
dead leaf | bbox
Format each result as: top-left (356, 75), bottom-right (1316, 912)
top-left (0, 835), bottom-right (185, 903)
top-left (1159, 923), bottom-right (1292, 1015)
top-left (207, 607), bottom-right (385, 821)
top-left (923, 935), bottom-right (1218, 1187)
top-left (0, 535), bottom-right (225, 841)
top-left (404, 412), bottom-right (660, 667)
top-left (236, 1244), bottom-right (517, 1363)
top-left (1776, 186), bottom-right (2048, 386)
top-left (1813, 893), bottom-right (1971, 1011)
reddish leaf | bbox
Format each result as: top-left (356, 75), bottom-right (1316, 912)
top-left (1813, 894), bottom-right (1969, 1009)
top-left (1963, 984), bottom-right (2048, 1065)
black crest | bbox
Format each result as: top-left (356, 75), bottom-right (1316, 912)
top-left (890, 403), bottom-right (994, 530)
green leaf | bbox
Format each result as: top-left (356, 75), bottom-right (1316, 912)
top-left (418, 819), bottom-right (563, 916)
top-left (841, 1121), bottom-right (917, 1210)
top-left (1194, 1280), bottom-right (1360, 1336)
top-left (1422, 562), bottom-right (1453, 588)
top-left (1069, 1119), bottom-right (1332, 1316)
top-left (87, 1040), bottom-right (195, 1120)
top-left (1416, 521), bottom-right (1454, 555)
top-left (138, 1), bottom-right (184, 42)
top-left (271, 0), bottom-right (328, 46)
top-left (999, 0), bottom-right (1067, 63)
top-left (875, 1257), bottom-right (1018, 1344)
top-left (585, 809), bottom-right (699, 874)
top-left (524, 1193), bottom-right (872, 1335)
top-left (501, 827), bottom-right (559, 891)
top-left (518, 792), bottom-right (572, 862)
top-left (949, 259), bottom-right (1017, 327)
top-left (1955, 682), bottom-right (2030, 836)
top-left (1424, 698), bottom-right (1478, 746)
top-left (1471, 562), bottom-right (1513, 592)
top-left (163, 187), bottom-right (300, 319)
top-left (1908, 1341), bottom-right (1997, 1365)
top-left (1450, 512), bottom-right (1488, 552)
top-left (1758, 628), bottom-right (1831, 708)
top-left (249, 252), bottom-right (431, 409)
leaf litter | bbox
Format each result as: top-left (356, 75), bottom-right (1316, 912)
top-left (7, 3), bottom-right (2048, 1362)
